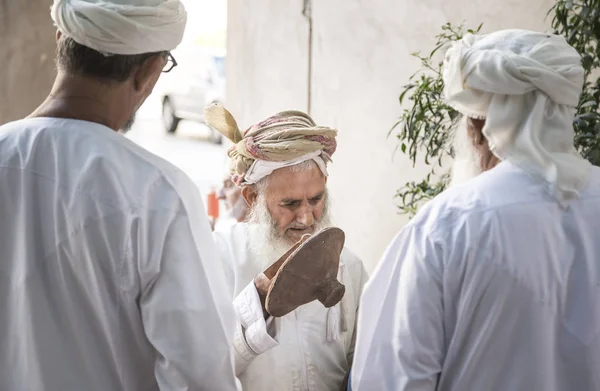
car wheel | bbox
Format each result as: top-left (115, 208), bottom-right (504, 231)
top-left (162, 97), bottom-right (180, 134)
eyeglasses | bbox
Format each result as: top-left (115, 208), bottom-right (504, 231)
top-left (163, 52), bottom-right (178, 73)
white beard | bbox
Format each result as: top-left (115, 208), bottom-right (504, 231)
top-left (450, 118), bottom-right (484, 187)
top-left (246, 192), bottom-right (332, 270)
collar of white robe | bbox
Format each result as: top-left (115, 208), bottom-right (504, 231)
top-left (443, 29), bottom-right (591, 207)
top-left (51, 0), bottom-right (187, 55)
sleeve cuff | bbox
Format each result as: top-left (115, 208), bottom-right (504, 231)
top-left (233, 282), bottom-right (279, 355)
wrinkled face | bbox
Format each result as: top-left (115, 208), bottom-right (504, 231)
top-left (219, 177), bottom-right (242, 209)
top-left (219, 176), bottom-right (247, 221)
top-left (262, 164), bottom-right (328, 243)
top-left (245, 162), bottom-right (332, 266)
top-left (246, 161), bottom-right (331, 242)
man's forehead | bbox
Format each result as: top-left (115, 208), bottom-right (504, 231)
top-left (264, 166), bottom-right (326, 198)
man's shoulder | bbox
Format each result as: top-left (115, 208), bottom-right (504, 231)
top-left (0, 118), bottom-right (198, 212)
top-left (213, 221), bottom-right (246, 238)
top-left (341, 247), bottom-right (363, 268)
top-left (341, 246), bottom-right (368, 280)
top-left (401, 162), bottom-right (538, 243)
top-left (213, 222), bottom-right (247, 253)
top-left (417, 163), bottom-right (537, 220)
top-left (425, 161), bottom-right (600, 220)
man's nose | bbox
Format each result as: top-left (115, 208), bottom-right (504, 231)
top-left (296, 206), bottom-right (315, 227)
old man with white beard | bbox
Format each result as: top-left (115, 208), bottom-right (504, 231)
top-left (206, 105), bottom-right (368, 391)
top-left (351, 30), bottom-right (600, 390)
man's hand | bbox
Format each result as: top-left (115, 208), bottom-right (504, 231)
top-left (253, 273), bottom-right (271, 319)
top-left (253, 234), bottom-right (311, 319)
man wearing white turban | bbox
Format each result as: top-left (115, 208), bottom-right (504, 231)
top-left (351, 29), bottom-right (600, 390)
top-left (0, 1), bottom-right (238, 391)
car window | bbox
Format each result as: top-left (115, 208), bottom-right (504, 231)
top-left (213, 56), bottom-right (225, 78)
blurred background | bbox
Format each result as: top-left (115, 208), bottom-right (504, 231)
top-left (128, 0), bottom-right (229, 202)
top-left (0, 0), bottom-right (558, 271)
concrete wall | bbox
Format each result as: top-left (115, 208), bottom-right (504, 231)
top-left (227, 0), bottom-right (555, 272)
top-left (226, 0), bottom-right (310, 123)
top-left (0, 0), bottom-right (56, 124)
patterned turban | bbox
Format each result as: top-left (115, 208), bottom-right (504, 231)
top-left (204, 104), bottom-right (338, 186)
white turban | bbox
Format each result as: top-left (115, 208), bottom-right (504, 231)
top-left (51, 0), bottom-right (187, 55)
top-left (443, 29), bottom-right (591, 206)
top-left (244, 151), bottom-right (329, 185)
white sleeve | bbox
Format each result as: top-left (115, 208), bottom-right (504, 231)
top-left (212, 231), bottom-right (279, 376)
top-left (139, 212), bottom-right (239, 391)
top-left (231, 282), bottom-right (279, 373)
top-left (351, 226), bottom-right (445, 391)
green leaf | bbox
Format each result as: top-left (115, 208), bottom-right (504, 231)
top-left (566, 0), bottom-right (574, 10)
top-left (579, 100), bottom-right (597, 109)
top-left (568, 29), bottom-right (578, 43)
top-left (582, 55), bottom-right (594, 70)
top-left (399, 87), bottom-right (412, 104)
top-left (580, 6), bottom-right (590, 20)
top-left (579, 112), bottom-right (600, 121)
top-left (393, 9), bottom-right (600, 216)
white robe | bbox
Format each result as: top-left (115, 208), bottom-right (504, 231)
top-left (213, 223), bottom-right (368, 391)
top-left (0, 118), bottom-right (238, 391)
top-left (351, 161), bottom-right (600, 390)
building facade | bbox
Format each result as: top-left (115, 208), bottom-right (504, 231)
top-left (226, 0), bottom-right (556, 271)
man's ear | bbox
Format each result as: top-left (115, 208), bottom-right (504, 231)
top-left (56, 29), bottom-right (62, 42)
top-left (132, 54), bottom-right (165, 94)
top-left (241, 185), bottom-right (258, 207)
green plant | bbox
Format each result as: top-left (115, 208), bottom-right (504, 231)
top-left (550, 0), bottom-right (600, 165)
top-left (393, 1), bottom-right (600, 217)
top-left (392, 23), bottom-right (480, 216)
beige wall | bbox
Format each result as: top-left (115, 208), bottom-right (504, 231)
top-left (227, 0), bottom-right (555, 271)
top-left (226, 0), bottom-right (310, 123)
top-left (0, 0), bottom-right (56, 124)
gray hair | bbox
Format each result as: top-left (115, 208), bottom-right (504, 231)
top-left (56, 35), bottom-right (166, 83)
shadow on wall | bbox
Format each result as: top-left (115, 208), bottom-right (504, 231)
top-left (0, 0), bottom-right (56, 124)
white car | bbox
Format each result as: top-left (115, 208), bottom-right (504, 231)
top-left (159, 48), bottom-right (226, 144)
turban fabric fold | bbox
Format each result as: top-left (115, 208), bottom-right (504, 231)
top-left (204, 104), bottom-right (338, 186)
top-left (51, 0), bottom-right (187, 55)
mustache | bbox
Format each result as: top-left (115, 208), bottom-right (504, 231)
top-left (287, 223), bottom-right (312, 230)
top-left (246, 190), bottom-right (332, 234)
